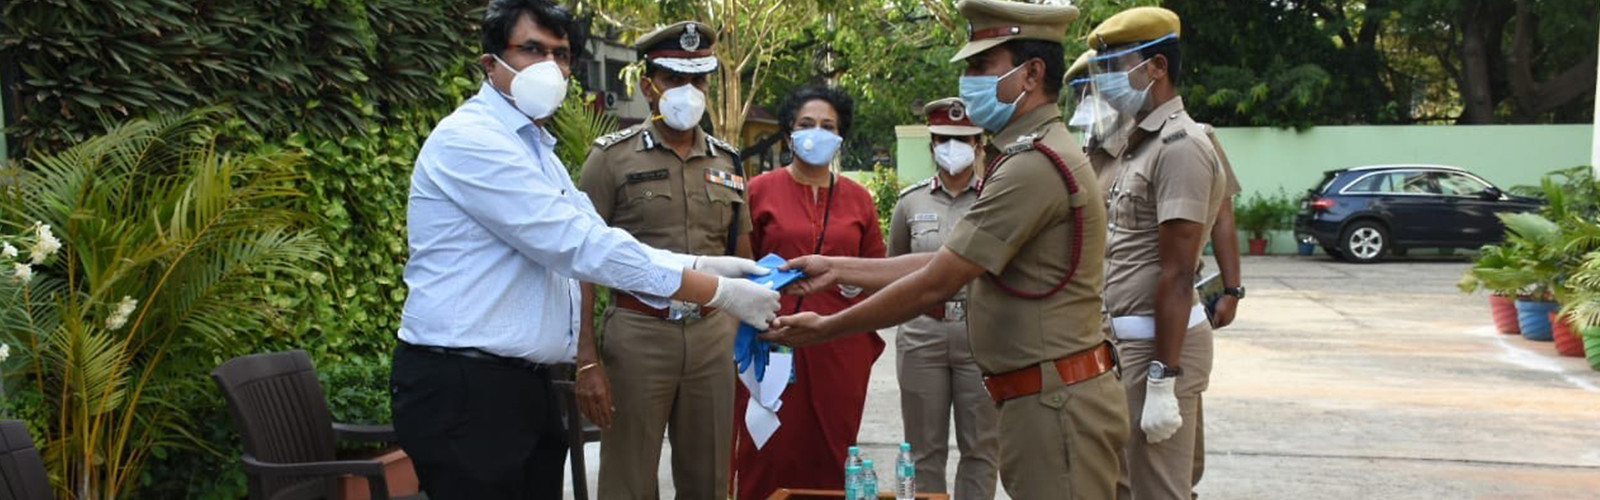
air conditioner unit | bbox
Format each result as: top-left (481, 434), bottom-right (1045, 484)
top-left (603, 92), bottom-right (620, 110)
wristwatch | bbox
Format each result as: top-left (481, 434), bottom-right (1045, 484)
top-left (1223, 286), bottom-right (1246, 299)
top-left (1149, 360), bottom-right (1183, 380)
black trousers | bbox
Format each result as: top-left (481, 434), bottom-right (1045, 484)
top-left (390, 345), bottom-right (568, 500)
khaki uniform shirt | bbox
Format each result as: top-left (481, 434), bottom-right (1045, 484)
top-left (890, 174), bottom-right (978, 341)
top-left (944, 105), bottom-right (1108, 375)
top-left (1200, 123), bottom-right (1243, 197)
top-left (1090, 97), bottom-right (1227, 317)
top-left (578, 120), bottom-right (751, 256)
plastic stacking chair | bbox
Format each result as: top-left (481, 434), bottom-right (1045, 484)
top-left (549, 364), bottom-right (603, 500)
top-left (211, 350), bottom-right (396, 500)
top-left (0, 420), bottom-right (53, 500)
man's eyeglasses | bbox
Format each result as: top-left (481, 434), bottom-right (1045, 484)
top-left (509, 42), bottom-right (574, 66)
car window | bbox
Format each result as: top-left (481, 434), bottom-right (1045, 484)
top-left (1396, 171), bottom-right (1439, 194)
top-left (1344, 171), bottom-right (1441, 195)
top-left (1343, 172), bottom-right (1393, 193)
top-left (1434, 172), bottom-right (1488, 197)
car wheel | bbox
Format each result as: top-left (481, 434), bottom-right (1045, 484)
top-left (1340, 221), bottom-right (1388, 263)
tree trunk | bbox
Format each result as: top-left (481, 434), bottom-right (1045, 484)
top-left (1456, 0), bottom-right (1514, 123)
top-left (1506, 0), bottom-right (1599, 122)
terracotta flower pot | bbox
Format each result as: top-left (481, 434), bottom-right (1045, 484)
top-left (1549, 312), bottom-right (1584, 357)
top-left (1248, 238), bottom-right (1268, 255)
top-left (1488, 295), bottom-right (1520, 334)
top-left (1513, 299), bottom-right (1558, 341)
top-left (337, 446), bottom-right (419, 500)
top-left (1583, 326), bottom-right (1600, 372)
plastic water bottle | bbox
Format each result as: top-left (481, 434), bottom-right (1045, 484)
top-left (845, 465), bottom-right (863, 500)
top-left (845, 446), bottom-right (864, 498)
top-left (861, 459), bottom-right (880, 500)
top-left (895, 442), bottom-right (916, 499)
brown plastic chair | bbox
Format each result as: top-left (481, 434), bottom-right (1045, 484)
top-left (0, 420), bottom-right (53, 500)
top-left (549, 364), bottom-right (602, 500)
top-left (211, 350), bottom-right (394, 500)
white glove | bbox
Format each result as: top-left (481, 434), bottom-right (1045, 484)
top-left (1141, 375), bottom-right (1182, 443)
top-left (706, 276), bottom-right (781, 329)
top-left (693, 256), bottom-right (771, 278)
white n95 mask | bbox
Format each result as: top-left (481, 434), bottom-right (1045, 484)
top-left (659, 84), bottom-right (707, 131)
top-left (494, 55), bottom-right (568, 119)
top-left (933, 140), bottom-right (976, 175)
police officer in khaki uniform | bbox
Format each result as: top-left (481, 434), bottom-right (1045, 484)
top-left (763, 1), bottom-right (1129, 497)
top-left (887, 98), bottom-right (999, 499)
top-left (1082, 8), bottom-right (1227, 500)
top-left (574, 21), bottom-right (752, 499)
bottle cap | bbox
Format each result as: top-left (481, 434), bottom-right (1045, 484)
top-left (863, 459), bottom-right (874, 467)
top-left (900, 442), bottom-right (911, 451)
top-left (849, 445), bottom-right (860, 454)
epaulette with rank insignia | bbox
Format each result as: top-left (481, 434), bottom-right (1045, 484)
top-left (1161, 130), bottom-right (1188, 144)
top-left (899, 177), bottom-right (934, 197)
top-left (1002, 135), bottom-right (1037, 156)
top-left (592, 127), bottom-right (642, 150)
top-left (706, 135), bottom-right (741, 159)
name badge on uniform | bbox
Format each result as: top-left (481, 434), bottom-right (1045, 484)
top-left (911, 213), bottom-right (939, 223)
top-left (626, 169), bottom-right (670, 183)
top-left (705, 169), bottom-right (746, 191)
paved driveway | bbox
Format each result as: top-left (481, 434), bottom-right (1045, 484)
top-left (571, 255), bottom-right (1600, 499)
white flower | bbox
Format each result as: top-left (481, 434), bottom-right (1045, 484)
top-left (1, 243), bottom-right (16, 259)
top-left (106, 296), bottom-right (138, 331)
top-left (29, 222), bottom-right (61, 265)
top-left (12, 263), bottom-right (32, 284)
top-left (0, 344), bottom-right (10, 363)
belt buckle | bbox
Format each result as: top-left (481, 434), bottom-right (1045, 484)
top-left (668, 300), bottom-right (702, 321)
top-left (944, 301), bottom-right (966, 322)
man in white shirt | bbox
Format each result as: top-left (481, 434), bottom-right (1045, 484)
top-left (389, 1), bottom-right (780, 497)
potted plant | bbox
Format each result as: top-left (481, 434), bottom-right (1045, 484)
top-left (1235, 192), bottom-right (1295, 255)
top-left (1297, 235), bottom-right (1316, 256)
top-left (1560, 252), bottom-right (1600, 369)
top-left (1460, 244), bottom-right (1522, 334)
top-left (1479, 212), bottom-right (1563, 340)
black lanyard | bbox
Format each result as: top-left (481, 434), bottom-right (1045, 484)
top-left (792, 172), bottom-right (837, 314)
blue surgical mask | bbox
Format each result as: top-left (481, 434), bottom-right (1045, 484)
top-left (959, 64), bottom-right (1028, 132)
top-left (1092, 59), bottom-right (1153, 115)
top-left (791, 127), bottom-right (843, 167)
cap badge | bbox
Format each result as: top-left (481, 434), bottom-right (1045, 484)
top-left (947, 104), bottom-right (966, 122)
top-left (681, 24), bottom-right (702, 51)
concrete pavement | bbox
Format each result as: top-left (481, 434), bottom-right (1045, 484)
top-left (569, 255), bottom-right (1600, 499)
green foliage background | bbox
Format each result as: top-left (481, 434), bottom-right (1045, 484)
top-left (2, 0), bottom-right (482, 496)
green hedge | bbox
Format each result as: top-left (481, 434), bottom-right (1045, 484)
top-left (3, 0), bottom-right (482, 497)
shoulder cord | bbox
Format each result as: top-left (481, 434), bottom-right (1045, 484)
top-left (976, 140), bottom-right (1086, 300)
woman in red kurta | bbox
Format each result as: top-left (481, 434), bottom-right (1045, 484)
top-left (734, 86), bottom-right (886, 499)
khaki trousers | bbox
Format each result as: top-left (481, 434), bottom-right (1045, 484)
top-left (996, 366), bottom-right (1128, 499)
top-left (896, 317), bottom-right (999, 499)
top-left (1112, 323), bottom-right (1214, 500)
top-left (596, 308), bottom-right (735, 500)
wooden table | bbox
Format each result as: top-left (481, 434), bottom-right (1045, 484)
top-left (766, 489), bottom-right (950, 500)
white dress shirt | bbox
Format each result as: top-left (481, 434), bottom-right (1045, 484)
top-left (399, 83), bottom-right (689, 363)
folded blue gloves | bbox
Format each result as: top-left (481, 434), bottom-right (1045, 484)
top-left (734, 253), bottom-right (804, 382)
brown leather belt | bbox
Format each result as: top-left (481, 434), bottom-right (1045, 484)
top-left (614, 293), bottom-right (716, 320)
top-left (982, 343), bottom-right (1116, 404)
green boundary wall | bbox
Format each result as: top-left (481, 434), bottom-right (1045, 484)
top-left (895, 123), bottom-right (1596, 254)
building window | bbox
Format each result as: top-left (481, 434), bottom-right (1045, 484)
top-left (606, 59), bottom-right (629, 100)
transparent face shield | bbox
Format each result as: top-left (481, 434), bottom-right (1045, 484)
top-left (1088, 33), bottom-right (1175, 118)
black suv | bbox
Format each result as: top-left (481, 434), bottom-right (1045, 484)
top-left (1294, 165), bottom-right (1542, 263)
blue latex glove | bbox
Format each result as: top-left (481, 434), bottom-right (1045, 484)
top-left (735, 253), bottom-right (805, 382)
